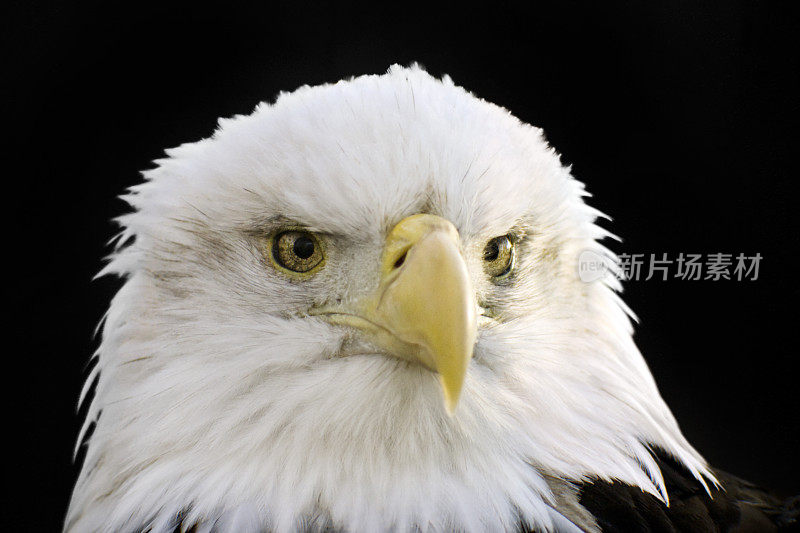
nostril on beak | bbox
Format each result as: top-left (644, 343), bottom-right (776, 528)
top-left (393, 250), bottom-right (408, 270)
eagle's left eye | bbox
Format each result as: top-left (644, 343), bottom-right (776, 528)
top-left (483, 235), bottom-right (515, 279)
top-left (271, 230), bottom-right (324, 274)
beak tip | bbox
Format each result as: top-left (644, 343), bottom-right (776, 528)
top-left (439, 374), bottom-right (463, 416)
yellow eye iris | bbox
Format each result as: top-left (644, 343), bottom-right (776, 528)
top-left (483, 235), bottom-right (515, 278)
top-left (271, 230), bottom-right (324, 274)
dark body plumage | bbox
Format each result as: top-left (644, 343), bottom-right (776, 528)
top-left (572, 448), bottom-right (799, 532)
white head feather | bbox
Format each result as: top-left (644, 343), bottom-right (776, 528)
top-left (68, 65), bottom-right (713, 532)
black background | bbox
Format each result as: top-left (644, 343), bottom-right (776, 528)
top-left (9, 2), bottom-right (799, 531)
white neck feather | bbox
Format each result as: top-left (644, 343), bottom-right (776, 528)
top-left (68, 264), bottom-right (712, 532)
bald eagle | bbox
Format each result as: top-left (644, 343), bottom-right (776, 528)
top-left (67, 65), bottom-right (797, 532)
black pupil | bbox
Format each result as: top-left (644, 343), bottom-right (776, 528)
top-left (293, 235), bottom-right (315, 259)
top-left (484, 240), bottom-right (500, 261)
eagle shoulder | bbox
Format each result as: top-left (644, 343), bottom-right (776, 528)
top-left (572, 448), bottom-right (799, 532)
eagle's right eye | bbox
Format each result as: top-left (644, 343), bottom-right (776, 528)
top-left (271, 230), bottom-right (325, 274)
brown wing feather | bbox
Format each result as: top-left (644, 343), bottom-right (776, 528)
top-left (574, 447), bottom-right (799, 532)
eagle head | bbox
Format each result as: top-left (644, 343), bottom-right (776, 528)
top-left (68, 65), bottom-right (712, 532)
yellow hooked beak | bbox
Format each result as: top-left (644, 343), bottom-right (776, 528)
top-left (314, 214), bottom-right (478, 414)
